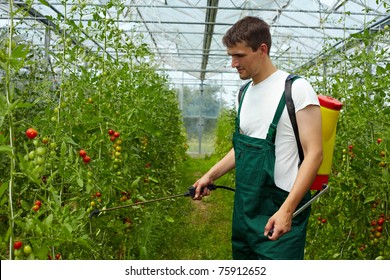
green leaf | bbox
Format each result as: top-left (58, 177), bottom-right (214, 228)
top-left (61, 223), bottom-right (72, 238)
top-left (77, 178), bottom-right (83, 188)
top-left (130, 177), bottom-right (141, 190)
top-left (148, 177), bottom-right (159, 183)
top-left (363, 196), bottom-right (375, 204)
top-left (44, 214), bottom-right (53, 229)
top-left (0, 145), bottom-right (13, 154)
top-left (10, 44), bottom-right (29, 59)
top-left (60, 141), bottom-right (67, 156)
top-left (49, 186), bottom-right (61, 206)
top-left (164, 216), bottom-right (174, 223)
top-left (63, 136), bottom-right (78, 146)
top-left (14, 102), bottom-right (36, 109)
top-left (38, 0), bottom-right (50, 7)
top-left (140, 246), bottom-right (148, 259)
top-left (0, 181), bottom-right (7, 199)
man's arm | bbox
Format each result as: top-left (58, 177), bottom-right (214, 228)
top-left (264, 104), bottom-right (323, 240)
top-left (193, 148), bottom-right (236, 199)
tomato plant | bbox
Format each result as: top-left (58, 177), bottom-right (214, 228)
top-left (304, 25), bottom-right (390, 260)
top-left (1, 1), bottom-right (187, 261)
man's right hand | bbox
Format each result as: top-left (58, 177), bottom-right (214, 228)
top-left (192, 177), bottom-right (213, 200)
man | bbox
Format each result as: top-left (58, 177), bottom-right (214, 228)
top-left (193, 16), bottom-right (323, 260)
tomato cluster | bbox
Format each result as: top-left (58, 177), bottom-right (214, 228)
top-left (79, 149), bottom-right (91, 164)
top-left (13, 240), bottom-right (33, 259)
top-left (369, 213), bottom-right (387, 245)
top-left (109, 129), bottom-right (123, 175)
top-left (90, 191), bottom-right (103, 209)
top-left (317, 216), bottom-right (327, 224)
top-left (32, 200), bottom-right (42, 212)
top-left (120, 191), bottom-right (131, 202)
top-left (108, 129), bottom-right (120, 142)
top-left (23, 129), bottom-right (51, 181)
top-left (379, 150), bottom-right (387, 168)
top-left (47, 253), bottom-right (62, 260)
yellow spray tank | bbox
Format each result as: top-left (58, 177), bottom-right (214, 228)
top-left (311, 95), bottom-right (343, 190)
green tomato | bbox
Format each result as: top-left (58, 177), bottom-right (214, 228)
top-left (35, 156), bottom-right (45, 165)
top-left (14, 249), bottom-right (23, 257)
top-left (28, 151), bottom-right (36, 160)
top-left (23, 245), bottom-right (32, 255)
top-left (36, 147), bottom-right (47, 156)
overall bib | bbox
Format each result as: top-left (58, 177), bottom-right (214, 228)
top-left (232, 85), bottom-right (311, 260)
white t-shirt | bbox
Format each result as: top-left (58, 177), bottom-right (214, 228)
top-left (236, 70), bottom-right (319, 192)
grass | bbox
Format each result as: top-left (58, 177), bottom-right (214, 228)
top-left (151, 154), bottom-right (235, 260)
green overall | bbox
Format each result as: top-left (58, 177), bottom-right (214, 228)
top-left (232, 84), bottom-right (311, 260)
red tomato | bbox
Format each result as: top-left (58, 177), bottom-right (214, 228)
top-left (376, 226), bottom-right (383, 232)
top-left (113, 131), bottom-right (120, 138)
top-left (79, 149), bottom-right (87, 158)
top-left (371, 220), bottom-right (377, 226)
top-left (377, 218), bottom-right (385, 226)
top-left (13, 241), bottom-right (23, 250)
top-left (110, 136), bottom-right (116, 142)
top-left (32, 204), bottom-right (40, 212)
top-left (25, 128), bottom-right (38, 139)
top-left (83, 156), bottom-right (91, 163)
top-left (55, 253), bottom-right (61, 260)
top-left (34, 200), bottom-right (42, 207)
top-left (108, 129), bottom-right (115, 135)
top-left (377, 138), bottom-right (382, 144)
top-left (96, 192), bottom-right (101, 197)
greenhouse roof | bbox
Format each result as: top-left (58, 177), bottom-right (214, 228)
top-left (1, 0), bottom-right (390, 87)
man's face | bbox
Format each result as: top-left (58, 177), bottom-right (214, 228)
top-left (227, 42), bottom-right (263, 80)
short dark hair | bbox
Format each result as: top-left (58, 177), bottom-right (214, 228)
top-left (222, 16), bottom-right (272, 55)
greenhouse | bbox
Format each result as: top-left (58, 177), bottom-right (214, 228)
top-left (1, 0), bottom-right (390, 263)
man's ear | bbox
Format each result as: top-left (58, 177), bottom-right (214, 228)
top-left (259, 43), bottom-right (268, 56)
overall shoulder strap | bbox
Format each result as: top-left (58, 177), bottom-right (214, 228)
top-left (238, 81), bottom-right (251, 105)
top-left (266, 91), bottom-right (286, 143)
top-left (236, 81), bottom-right (252, 132)
top-left (284, 74), bottom-right (304, 164)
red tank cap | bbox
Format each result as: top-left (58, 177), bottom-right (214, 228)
top-left (318, 95), bottom-right (343, 110)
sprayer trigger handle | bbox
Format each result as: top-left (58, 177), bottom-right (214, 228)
top-left (186, 184), bottom-right (216, 198)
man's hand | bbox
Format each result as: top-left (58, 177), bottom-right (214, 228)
top-left (264, 210), bottom-right (293, 240)
top-left (192, 177), bottom-right (212, 200)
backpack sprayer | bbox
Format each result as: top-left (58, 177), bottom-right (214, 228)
top-left (88, 183), bottom-right (329, 219)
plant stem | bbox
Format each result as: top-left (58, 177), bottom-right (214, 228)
top-left (6, 0), bottom-right (15, 261)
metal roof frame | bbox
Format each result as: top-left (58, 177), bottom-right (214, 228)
top-left (1, 0), bottom-right (389, 87)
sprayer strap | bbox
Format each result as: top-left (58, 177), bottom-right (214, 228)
top-left (284, 74), bottom-right (304, 164)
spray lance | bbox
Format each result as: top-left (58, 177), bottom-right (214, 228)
top-left (88, 184), bottom-right (235, 218)
top-left (89, 184), bottom-right (329, 221)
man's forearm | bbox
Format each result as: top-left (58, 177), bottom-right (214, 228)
top-left (205, 148), bottom-right (236, 182)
